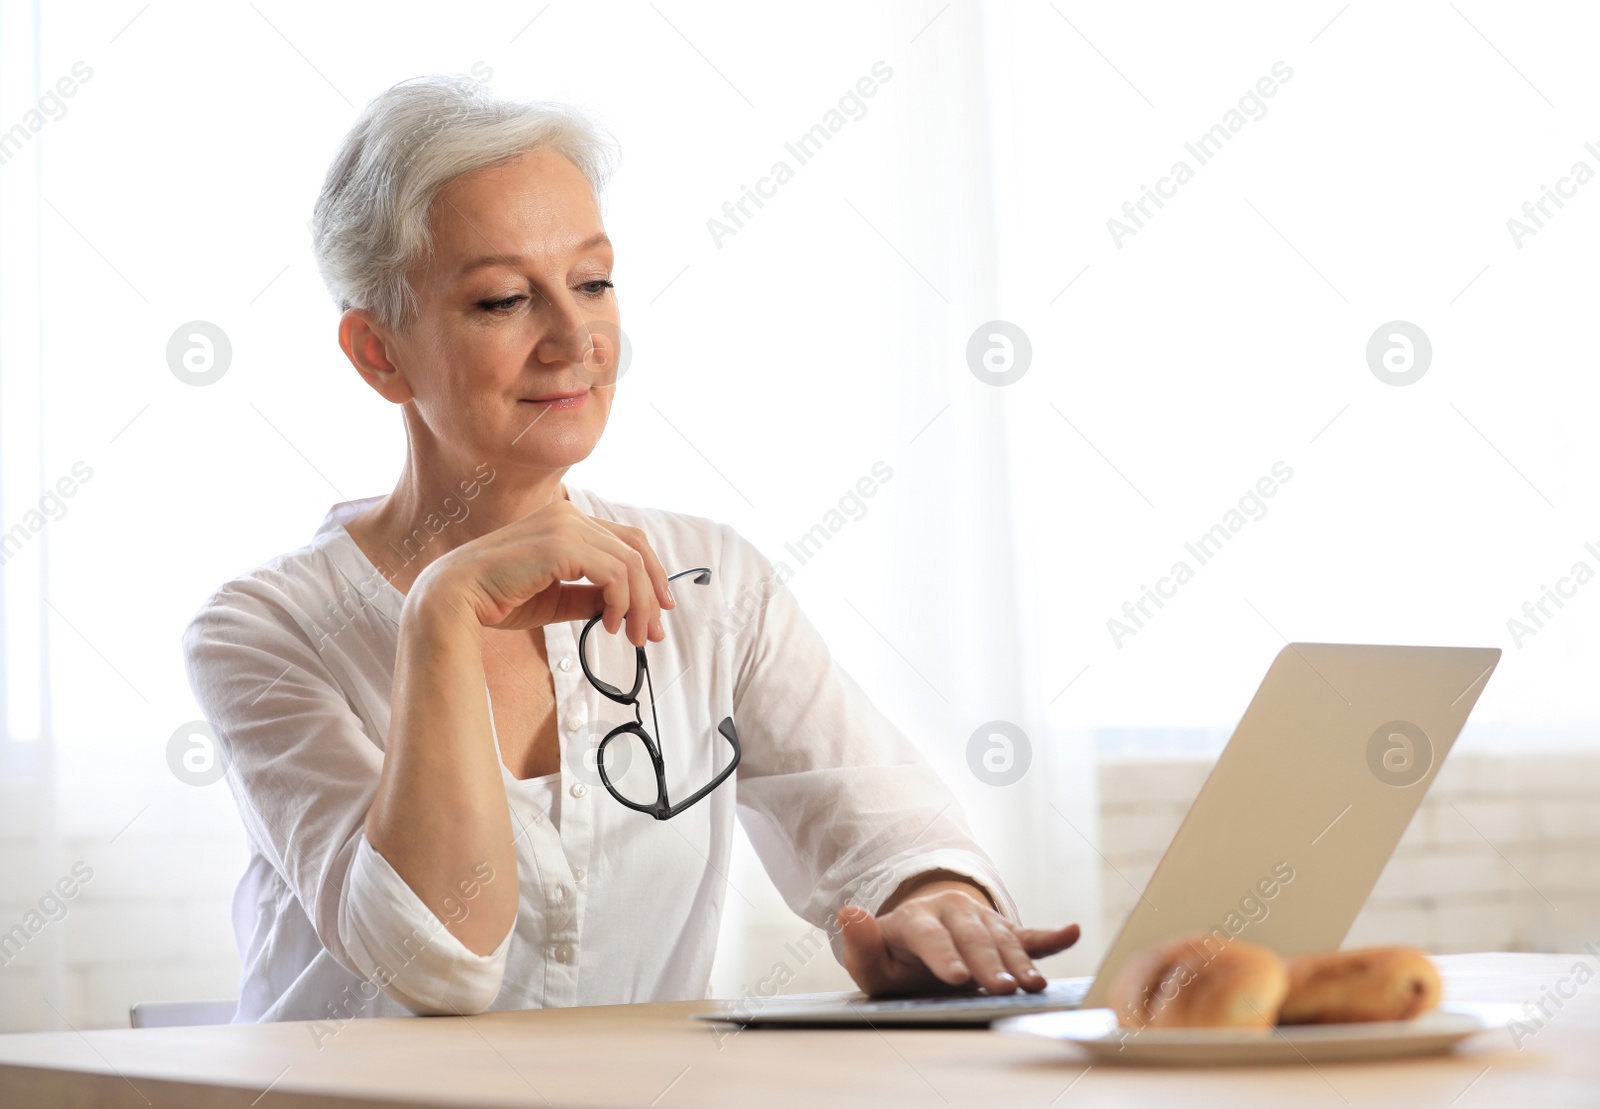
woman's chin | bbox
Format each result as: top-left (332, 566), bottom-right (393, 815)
top-left (508, 430), bottom-right (602, 470)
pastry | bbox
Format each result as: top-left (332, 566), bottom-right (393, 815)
top-left (1109, 933), bottom-right (1290, 1030)
top-left (1278, 946), bottom-right (1441, 1024)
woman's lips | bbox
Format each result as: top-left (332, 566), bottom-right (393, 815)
top-left (519, 391), bottom-right (588, 409)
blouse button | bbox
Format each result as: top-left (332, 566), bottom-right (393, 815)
top-left (573, 867), bottom-right (586, 881)
top-left (570, 782), bottom-right (588, 799)
top-left (558, 656), bottom-right (573, 672)
top-left (552, 943), bottom-right (574, 964)
top-left (566, 718), bottom-right (584, 734)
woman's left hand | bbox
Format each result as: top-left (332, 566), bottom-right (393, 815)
top-left (838, 882), bottom-right (1081, 997)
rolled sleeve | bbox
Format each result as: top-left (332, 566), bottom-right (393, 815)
top-left (182, 577), bottom-right (513, 1017)
top-left (338, 833), bottom-right (513, 1015)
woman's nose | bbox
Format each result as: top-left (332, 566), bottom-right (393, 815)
top-left (548, 319), bottom-right (623, 387)
top-left (534, 300), bottom-right (598, 366)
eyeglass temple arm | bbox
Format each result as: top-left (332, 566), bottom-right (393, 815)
top-left (667, 566), bottom-right (713, 586)
top-left (660, 717), bottom-right (741, 820)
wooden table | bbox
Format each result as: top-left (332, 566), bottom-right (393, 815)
top-left (1, 954), bottom-right (1593, 1107)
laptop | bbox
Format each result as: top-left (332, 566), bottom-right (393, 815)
top-left (694, 643), bottom-right (1500, 1027)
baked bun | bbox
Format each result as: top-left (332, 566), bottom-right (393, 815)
top-left (1278, 946), bottom-right (1441, 1024)
top-left (1109, 934), bottom-right (1289, 1029)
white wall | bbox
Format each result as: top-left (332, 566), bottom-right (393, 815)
top-left (1098, 750), bottom-right (1600, 960)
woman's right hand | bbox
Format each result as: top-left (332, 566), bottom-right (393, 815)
top-left (416, 499), bottom-right (675, 648)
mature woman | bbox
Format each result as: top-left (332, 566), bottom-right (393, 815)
top-left (183, 75), bottom-right (1078, 1023)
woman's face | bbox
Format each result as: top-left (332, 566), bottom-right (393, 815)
top-left (387, 148), bottom-right (620, 473)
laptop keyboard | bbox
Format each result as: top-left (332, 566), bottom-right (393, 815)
top-left (841, 976), bottom-right (1091, 1015)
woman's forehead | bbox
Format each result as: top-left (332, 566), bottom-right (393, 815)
top-left (429, 150), bottom-right (607, 263)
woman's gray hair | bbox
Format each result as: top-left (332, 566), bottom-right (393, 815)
top-left (312, 74), bottom-right (617, 332)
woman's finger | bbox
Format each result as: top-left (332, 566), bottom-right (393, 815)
top-left (591, 519), bottom-right (674, 613)
top-left (1017, 923), bottom-right (1083, 959)
top-left (888, 911), bottom-right (970, 987)
top-left (579, 518), bottom-right (659, 646)
top-left (442, 502), bottom-right (673, 644)
top-left (559, 515), bottom-right (645, 642)
top-left (838, 906), bottom-right (896, 995)
top-left (984, 916), bottom-right (1046, 992)
top-left (938, 904), bottom-right (1016, 994)
top-left (618, 545), bottom-right (653, 646)
top-left (581, 540), bottom-right (633, 640)
top-left (536, 581), bottom-right (609, 627)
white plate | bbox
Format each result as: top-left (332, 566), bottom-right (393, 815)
top-left (994, 1005), bottom-right (1493, 1066)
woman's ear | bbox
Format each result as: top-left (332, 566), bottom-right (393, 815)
top-left (339, 308), bottom-right (415, 404)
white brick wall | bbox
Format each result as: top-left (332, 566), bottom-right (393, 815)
top-left (1097, 751), bottom-right (1600, 957)
top-left (0, 833), bottom-right (247, 1031)
top-left (0, 755), bottom-right (250, 1034)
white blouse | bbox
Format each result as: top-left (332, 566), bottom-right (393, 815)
top-left (182, 485), bottom-right (1016, 1023)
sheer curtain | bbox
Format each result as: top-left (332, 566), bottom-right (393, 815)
top-left (1, 0), bottom-right (65, 1029)
top-left (709, 2), bottom-right (1100, 992)
top-left (870, 0), bottom-right (1099, 969)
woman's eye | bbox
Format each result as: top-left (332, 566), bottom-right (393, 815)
top-left (579, 279), bottom-right (615, 297)
top-left (478, 295), bottom-right (525, 313)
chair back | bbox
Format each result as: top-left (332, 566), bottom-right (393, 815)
top-left (129, 999), bottom-right (237, 1028)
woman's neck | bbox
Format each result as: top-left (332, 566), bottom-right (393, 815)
top-left (346, 453), bottom-right (570, 596)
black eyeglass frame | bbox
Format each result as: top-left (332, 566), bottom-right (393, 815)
top-left (577, 566), bottom-right (741, 820)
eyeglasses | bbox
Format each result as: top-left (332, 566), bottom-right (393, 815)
top-left (577, 565), bottom-right (741, 820)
